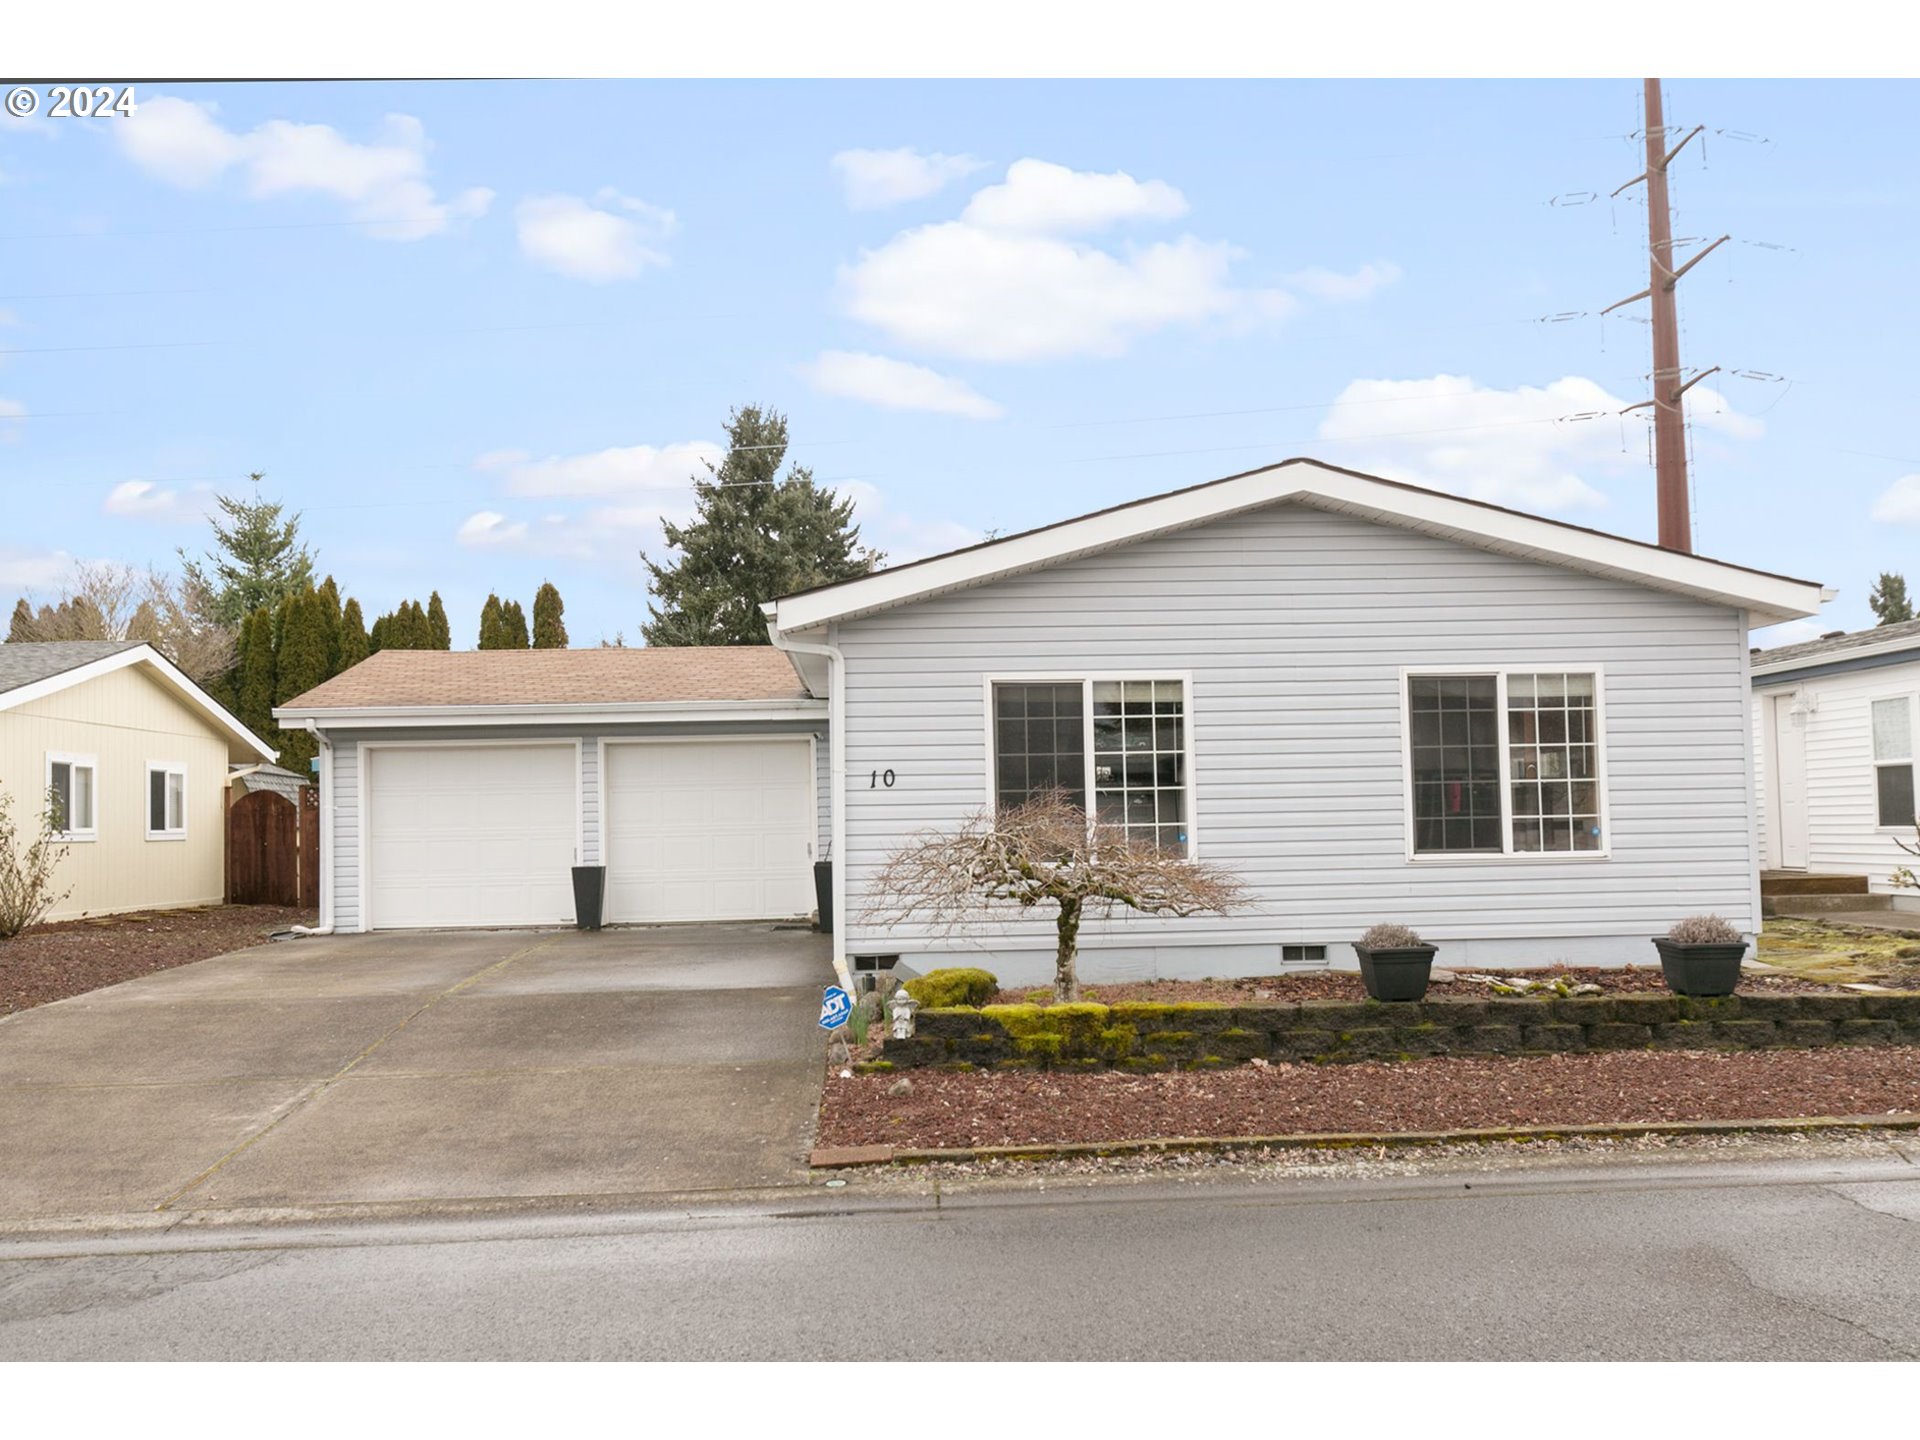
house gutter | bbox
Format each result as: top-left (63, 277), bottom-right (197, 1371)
top-left (290, 721), bottom-right (335, 937)
top-left (765, 614), bottom-right (852, 994)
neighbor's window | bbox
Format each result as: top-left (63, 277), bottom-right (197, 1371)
top-left (46, 753), bottom-right (98, 838)
top-left (1407, 671), bottom-right (1605, 856)
top-left (992, 678), bottom-right (1189, 853)
top-left (146, 763), bottom-right (187, 839)
top-left (1872, 696), bottom-right (1915, 828)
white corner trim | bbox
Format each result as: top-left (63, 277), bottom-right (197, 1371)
top-left (767, 460), bottom-right (1825, 633)
top-left (3, 644), bottom-right (277, 761)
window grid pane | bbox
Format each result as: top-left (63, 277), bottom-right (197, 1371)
top-left (1507, 672), bottom-right (1602, 852)
top-left (167, 770), bottom-right (186, 831)
top-left (993, 683), bottom-right (1086, 814)
top-left (1878, 763), bottom-right (1916, 829)
top-left (1093, 679), bottom-right (1186, 853)
top-left (1408, 675), bottom-right (1503, 853)
top-left (1873, 697), bottom-right (1913, 762)
top-left (150, 769), bottom-right (169, 832)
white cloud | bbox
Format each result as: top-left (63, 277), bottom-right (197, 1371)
top-left (456, 511), bottom-right (529, 549)
top-left (837, 158), bottom-right (1298, 363)
top-left (802, 350), bottom-right (1003, 419)
top-left (842, 481), bottom-right (981, 564)
top-left (115, 96), bottom-right (491, 240)
top-left (1315, 373), bottom-right (1765, 513)
top-left (1871, 474), bottom-right (1920, 524)
top-left (1282, 261), bottom-right (1403, 302)
top-left (831, 147), bottom-right (984, 209)
top-left (960, 159), bottom-right (1188, 234)
top-left (478, 440), bottom-right (720, 498)
top-left (0, 545), bottom-right (78, 590)
top-left (515, 189), bottom-right (676, 282)
top-left (0, 397), bottom-right (23, 442)
top-left (102, 480), bottom-right (205, 521)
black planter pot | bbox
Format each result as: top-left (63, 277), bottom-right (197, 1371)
top-left (1353, 943), bottom-right (1438, 1001)
top-left (1652, 938), bottom-right (1746, 997)
top-left (813, 859), bottom-right (834, 934)
top-left (571, 864), bottom-right (605, 931)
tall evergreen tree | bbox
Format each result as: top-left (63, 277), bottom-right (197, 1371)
top-left (316, 576), bottom-right (343, 671)
top-left (339, 598), bottom-right (370, 670)
top-left (179, 474), bottom-right (317, 626)
top-left (500, 599), bottom-right (530, 649)
top-left (274, 590), bottom-right (332, 774)
top-left (477, 594), bottom-right (506, 649)
top-left (368, 614), bottom-right (388, 654)
top-left (532, 582), bottom-right (568, 649)
top-left (236, 608), bottom-right (277, 746)
top-left (427, 591), bottom-right (452, 650)
top-left (641, 405), bottom-right (881, 646)
top-left (1870, 572), bottom-right (1913, 626)
top-left (7, 598), bottom-right (33, 643)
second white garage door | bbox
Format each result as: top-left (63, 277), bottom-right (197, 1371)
top-left (366, 743), bottom-right (579, 930)
top-left (603, 739), bottom-right (814, 923)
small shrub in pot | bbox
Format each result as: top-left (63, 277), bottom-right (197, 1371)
top-left (1353, 922), bottom-right (1438, 1002)
top-left (1652, 914), bottom-right (1747, 997)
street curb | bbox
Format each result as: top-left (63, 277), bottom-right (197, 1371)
top-left (807, 1112), bottom-right (1920, 1168)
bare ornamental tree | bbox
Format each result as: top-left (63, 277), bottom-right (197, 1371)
top-left (863, 788), bottom-right (1249, 1003)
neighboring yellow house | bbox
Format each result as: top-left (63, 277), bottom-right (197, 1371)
top-left (0, 641), bottom-right (278, 921)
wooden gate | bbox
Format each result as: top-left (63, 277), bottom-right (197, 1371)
top-left (227, 788), bottom-right (314, 907)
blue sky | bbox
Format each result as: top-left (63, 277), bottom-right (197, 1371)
top-left (1, 79), bottom-right (1914, 648)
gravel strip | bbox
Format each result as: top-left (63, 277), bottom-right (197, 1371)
top-left (0, 905), bottom-right (312, 1016)
top-left (819, 1046), bottom-right (1920, 1150)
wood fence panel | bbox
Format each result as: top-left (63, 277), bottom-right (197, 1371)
top-left (227, 789), bottom-right (300, 906)
top-left (298, 785), bottom-right (320, 908)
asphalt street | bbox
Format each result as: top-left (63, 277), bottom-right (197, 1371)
top-left (2, 1151), bottom-right (1918, 1360)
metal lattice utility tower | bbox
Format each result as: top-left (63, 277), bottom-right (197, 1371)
top-left (1604, 79), bottom-right (1729, 554)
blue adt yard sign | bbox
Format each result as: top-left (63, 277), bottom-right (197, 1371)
top-left (818, 985), bottom-right (854, 1031)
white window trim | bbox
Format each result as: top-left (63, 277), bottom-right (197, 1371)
top-left (45, 750), bottom-right (99, 841)
top-left (145, 761), bottom-right (189, 841)
top-left (1398, 664), bottom-right (1612, 863)
top-left (980, 671), bottom-right (1201, 859)
top-left (1868, 691), bottom-right (1916, 834)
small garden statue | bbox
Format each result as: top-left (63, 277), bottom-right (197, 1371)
top-left (889, 987), bottom-right (919, 1040)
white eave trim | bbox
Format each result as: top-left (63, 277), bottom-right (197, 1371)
top-left (273, 697), bottom-right (829, 730)
top-left (1, 643), bottom-right (278, 762)
top-left (765, 460), bottom-right (1826, 632)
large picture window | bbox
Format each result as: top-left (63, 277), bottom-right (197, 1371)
top-left (992, 677), bottom-right (1190, 853)
top-left (1406, 670), bottom-right (1606, 857)
top-left (1872, 696), bottom-right (1915, 828)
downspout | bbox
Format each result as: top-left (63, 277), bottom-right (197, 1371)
top-left (290, 720), bottom-right (335, 936)
top-left (766, 612), bottom-right (852, 993)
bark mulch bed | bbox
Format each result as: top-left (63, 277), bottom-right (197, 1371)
top-left (985, 964), bottom-right (1836, 1007)
top-left (0, 905), bottom-right (313, 1017)
top-left (818, 1047), bottom-right (1920, 1150)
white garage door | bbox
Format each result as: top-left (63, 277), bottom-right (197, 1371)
top-left (366, 744), bottom-right (578, 930)
top-left (604, 740), bottom-right (813, 923)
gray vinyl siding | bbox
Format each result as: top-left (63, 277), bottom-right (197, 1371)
top-left (322, 718), bottom-right (826, 932)
top-left (833, 500), bottom-right (1759, 979)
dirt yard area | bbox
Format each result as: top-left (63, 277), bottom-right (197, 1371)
top-left (0, 905), bottom-right (313, 1017)
top-left (820, 1046), bottom-right (1920, 1151)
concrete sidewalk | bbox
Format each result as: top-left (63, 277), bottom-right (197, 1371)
top-left (0, 924), bottom-right (833, 1229)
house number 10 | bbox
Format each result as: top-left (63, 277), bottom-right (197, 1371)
top-left (870, 769), bottom-right (896, 788)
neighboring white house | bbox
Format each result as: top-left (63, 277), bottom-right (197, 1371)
top-left (284, 460), bottom-right (1825, 984)
top-left (1751, 617), bottom-right (1920, 903)
top-left (0, 640), bottom-right (280, 920)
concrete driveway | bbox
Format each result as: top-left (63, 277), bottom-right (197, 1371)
top-left (0, 924), bottom-right (833, 1229)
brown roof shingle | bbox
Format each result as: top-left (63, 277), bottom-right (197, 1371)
top-left (279, 647), bottom-right (812, 711)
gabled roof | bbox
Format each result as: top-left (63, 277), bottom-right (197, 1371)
top-left (1751, 616), bottom-right (1920, 677)
top-left (764, 458), bottom-right (1828, 633)
top-left (0, 641), bottom-right (277, 763)
top-left (275, 646), bottom-right (818, 723)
